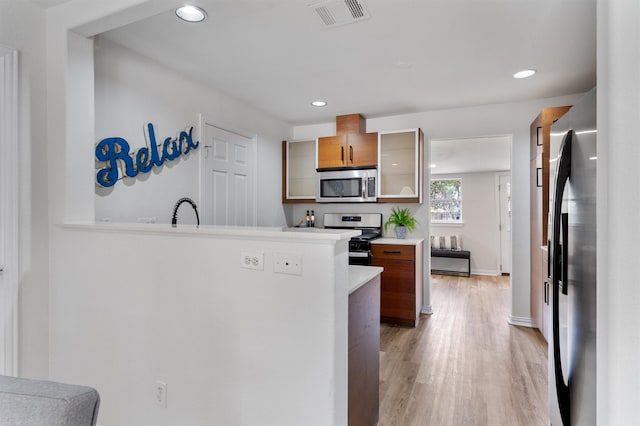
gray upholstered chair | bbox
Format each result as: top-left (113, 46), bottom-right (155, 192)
top-left (0, 375), bottom-right (100, 425)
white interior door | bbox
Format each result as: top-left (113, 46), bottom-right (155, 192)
top-left (498, 174), bottom-right (512, 274)
top-left (202, 123), bottom-right (257, 226)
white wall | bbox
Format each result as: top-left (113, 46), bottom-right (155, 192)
top-left (66, 31), bottom-right (96, 223)
top-left (431, 172), bottom-right (502, 275)
top-left (94, 37), bottom-right (291, 226)
top-left (597, 2), bottom-right (640, 423)
top-left (292, 94), bottom-right (584, 324)
top-left (0, 1), bottom-right (50, 379)
top-left (49, 226), bottom-right (350, 425)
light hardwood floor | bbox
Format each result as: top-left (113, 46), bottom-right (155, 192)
top-left (379, 274), bottom-right (549, 426)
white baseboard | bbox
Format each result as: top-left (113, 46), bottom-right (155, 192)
top-left (421, 305), bottom-right (433, 315)
top-left (471, 269), bottom-right (500, 276)
top-left (507, 315), bottom-right (536, 328)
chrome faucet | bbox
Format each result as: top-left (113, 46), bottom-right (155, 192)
top-left (171, 197), bottom-right (200, 227)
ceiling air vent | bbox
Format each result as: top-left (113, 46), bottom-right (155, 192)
top-left (311, 0), bottom-right (370, 29)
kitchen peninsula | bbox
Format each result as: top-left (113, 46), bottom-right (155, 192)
top-left (49, 223), bottom-right (381, 425)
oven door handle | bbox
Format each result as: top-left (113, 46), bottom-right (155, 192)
top-left (349, 252), bottom-right (370, 258)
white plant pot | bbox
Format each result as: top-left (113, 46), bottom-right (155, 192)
top-left (395, 226), bottom-right (408, 239)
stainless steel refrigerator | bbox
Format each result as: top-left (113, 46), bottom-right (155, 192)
top-left (548, 87), bottom-right (597, 425)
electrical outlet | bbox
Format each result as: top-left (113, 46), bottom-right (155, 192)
top-left (155, 381), bottom-right (167, 408)
top-left (240, 252), bottom-right (264, 270)
top-left (274, 253), bottom-right (302, 275)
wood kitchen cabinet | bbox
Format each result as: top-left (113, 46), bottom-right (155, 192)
top-left (530, 106), bottom-right (570, 340)
top-left (377, 129), bottom-right (424, 203)
top-left (282, 140), bottom-right (316, 203)
top-left (371, 239), bottom-right (424, 327)
top-left (348, 273), bottom-right (380, 426)
top-left (530, 106), bottom-right (571, 246)
top-left (317, 133), bottom-right (378, 169)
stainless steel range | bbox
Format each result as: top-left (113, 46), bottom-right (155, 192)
top-left (324, 213), bottom-right (382, 266)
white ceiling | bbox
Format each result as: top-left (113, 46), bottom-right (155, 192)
top-left (430, 136), bottom-right (511, 175)
top-left (88, 0), bottom-right (596, 126)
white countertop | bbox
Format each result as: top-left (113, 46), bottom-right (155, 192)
top-left (372, 237), bottom-right (424, 245)
top-left (60, 223), bottom-right (360, 242)
top-left (348, 265), bottom-right (383, 294)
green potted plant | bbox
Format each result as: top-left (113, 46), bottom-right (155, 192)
top-left (384, 206), bottom-right (418, 239)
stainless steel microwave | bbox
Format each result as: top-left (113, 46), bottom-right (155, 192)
top-left (316, 168), bottom-right (377, 203)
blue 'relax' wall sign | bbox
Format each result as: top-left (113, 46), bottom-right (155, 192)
top-left (95, 123), bottom-right (199, 187)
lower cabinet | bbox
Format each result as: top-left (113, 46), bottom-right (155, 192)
top-left (371, 240), bottom-right (424, 327)
top-left (531, 244), bottom-right (543, 334)
top-left (541, 246), bottom-right (552, 341)
top-left (348, 274), bottom-right (380, 426)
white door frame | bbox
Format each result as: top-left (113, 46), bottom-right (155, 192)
top-left (198, 115), bottom-right (258, 226)
top-left (0, 47), bottom-right (19, 376)
top-left (495, 171), bottom-right (512, 275)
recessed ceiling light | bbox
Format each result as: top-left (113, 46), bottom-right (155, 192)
top-left (311, 100), bottom-right (327, 107)
top-left (513, 69), bottom-right (536, 79)
top-left (429, 164), bottom-right (437, 168)
top-left (175, 5), bottom-right (207, 22)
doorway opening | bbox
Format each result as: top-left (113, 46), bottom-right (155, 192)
top-left (429, 135), bottom-right (512, 277)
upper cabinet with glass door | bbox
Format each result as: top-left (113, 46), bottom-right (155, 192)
top-left (282, 140), bottom-right (316, 203)
top-left (377, 129), bottom-right (424, 203)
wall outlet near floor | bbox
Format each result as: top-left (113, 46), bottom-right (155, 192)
top-left (155, 380), bottom-right (167, 408)
top-left (240, 252), bottom-right (264, 270)
top-left (274, 253), bottom-right (302, 275)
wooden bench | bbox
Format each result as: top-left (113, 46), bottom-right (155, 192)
top-left (430, 248), bottom-right (471, 277)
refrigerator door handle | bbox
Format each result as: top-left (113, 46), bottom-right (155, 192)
top-left (552, 129), bottom-right (572, 426)
top-left (561, 212), bottom-right (569, 296)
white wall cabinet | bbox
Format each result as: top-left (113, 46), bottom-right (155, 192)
top-left (377, 129), bottom-right (424, 203)
top-left (282, 140), bottom-right (316, 203)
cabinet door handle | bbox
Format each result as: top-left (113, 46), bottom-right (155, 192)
top-left (349, 145), bottom-right (353, 162)
top-left (547, 241), bottom-right (551, 278)
top-left (536, 167), bottom-right (543, 187)
top-left (544, 281), bottom-right (549, 304)
top-left (341, 146), bottom-right (344, 162)
top-left (383, 250), bottom-right (401, 254)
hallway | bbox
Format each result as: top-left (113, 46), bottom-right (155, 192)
top-left (379, 274), bottom-right (548, 425)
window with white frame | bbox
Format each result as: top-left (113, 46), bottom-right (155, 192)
top-left (430, 178), bottom-right (462, 222)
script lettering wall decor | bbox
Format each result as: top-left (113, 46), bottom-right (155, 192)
top-left (95, 123), bottom-right (199, 187)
